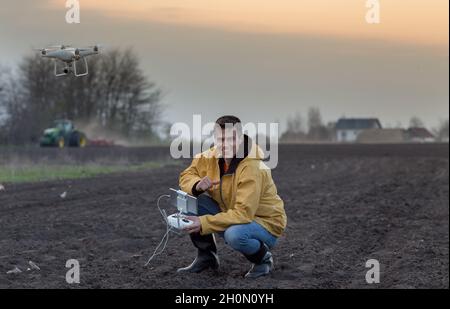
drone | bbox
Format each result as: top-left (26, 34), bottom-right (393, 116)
top-left (35, 44), bottom-right (100, 77)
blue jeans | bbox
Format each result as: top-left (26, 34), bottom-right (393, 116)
top-left (195, 194), bottom-right (278, 255)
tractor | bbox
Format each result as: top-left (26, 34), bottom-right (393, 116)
top-left (39, 119), bottom-right (87, 148)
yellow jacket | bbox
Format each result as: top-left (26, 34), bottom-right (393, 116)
top-left (179, 136), bottom-right (287, 237)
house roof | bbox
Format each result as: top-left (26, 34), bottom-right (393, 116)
top-left (335, 118), bottom-right (382, 130)
top-left (407, 127), bottom-right (435, 139)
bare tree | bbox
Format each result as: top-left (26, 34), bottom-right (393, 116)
top-left (287, 112), bottom-right (305, 134)
top-left (434, 119), bottom-right (449, 142)
top-left (0, 65), bottom-right (6, 119)
top-left (307, 107), bottom-right (331, 141)
top-left (0, 65), bottom-right (7, 143)
top-left (281, 108), bottom-right (333, 142)
top-left (307, 107), bottom-right (323, 132)
top-left (409, 116), bottom-right (424, 128)
top-left (280, 112), bottom-right (307, 142)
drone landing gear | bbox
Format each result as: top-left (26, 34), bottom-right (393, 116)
top-left (53, 58), bottom-right (89, 77)
top-left (54, 61), bottom-right (70, 77)
top-left (73, 58), bottom-right (88, 77)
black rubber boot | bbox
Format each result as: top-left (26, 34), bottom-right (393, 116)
top-left (244, 241), bottom-right (273, 279)
top-left (177, 233), bottom-right (219, 273)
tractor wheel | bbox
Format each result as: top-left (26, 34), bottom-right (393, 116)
top-left (69, 131), bottom-right (87, 147)
top-left (79, 134), bottom-right (87, 148)
top-left (69, 132), bottom-right (79, 147)
top-left (58, 137), bottom-right (65, 148)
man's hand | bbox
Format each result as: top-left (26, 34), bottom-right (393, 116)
top-left (196, 176), bottom-right (220, 192)
top-left (184, 216), bottom-right (201, 234)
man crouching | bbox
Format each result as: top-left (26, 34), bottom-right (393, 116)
top-left (178, 115), bottom-right (287, 278)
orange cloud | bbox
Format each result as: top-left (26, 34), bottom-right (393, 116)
top-left (51, 0), bottom-right (448, 46)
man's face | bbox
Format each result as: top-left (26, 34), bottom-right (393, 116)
top-left (214, 126), bottom-right (241, 159)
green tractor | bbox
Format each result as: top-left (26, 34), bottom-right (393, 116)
top-left (40, 120), bottom-right (87, 148)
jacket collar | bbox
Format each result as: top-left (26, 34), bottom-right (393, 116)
top-left (218, 134), bottom-right (252, 177)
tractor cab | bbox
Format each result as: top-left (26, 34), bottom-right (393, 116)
top-left (54, 120), bottom-right (75, 134)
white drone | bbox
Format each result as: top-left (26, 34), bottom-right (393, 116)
top-left (35, 44), bottom-right (100, 77)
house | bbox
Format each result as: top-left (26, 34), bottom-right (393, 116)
top-left (356, 129), bottom-right (407, 143)
top-left (335, 118), bottom-right (382, 142)
top-left (406, 127), bottom-right (435, 143)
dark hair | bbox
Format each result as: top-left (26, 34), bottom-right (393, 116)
top-left (215, 116), bottom-right (247, 155)
top-left (215, 115), bottom-right (242, 133)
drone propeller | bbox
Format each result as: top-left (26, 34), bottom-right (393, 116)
top-left (47, 44), bottom-right (72, 50)
top-left (34, 44), bottom-right (72, 53)
top-left (33, 48), bottom-right (47, 55)
top-left (74, 48), bottom-right (82, 60)
top-left (87, 44), bottom-right (104, 52)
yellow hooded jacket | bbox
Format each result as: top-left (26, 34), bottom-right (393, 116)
top-left (179, 136), bottom-right (287, 237)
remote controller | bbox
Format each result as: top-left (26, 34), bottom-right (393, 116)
top-left (167, 213), bottom-right (194, 230)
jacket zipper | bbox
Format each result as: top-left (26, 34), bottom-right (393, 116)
top-left (219, 173), bottom-right (234, 208)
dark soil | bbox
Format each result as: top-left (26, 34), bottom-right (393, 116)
top-left (0, 144), bottom-right (448, 288)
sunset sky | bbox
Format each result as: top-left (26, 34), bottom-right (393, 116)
top-left (1, 0), bottom-right (448, 131)
top-left (59, 0), bottom-right (448, 46)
